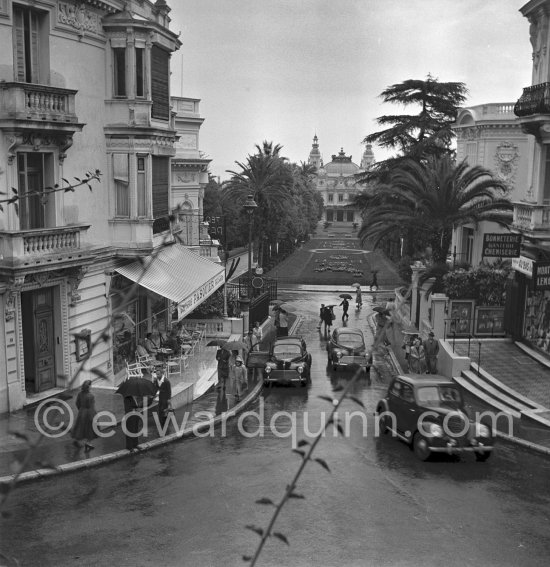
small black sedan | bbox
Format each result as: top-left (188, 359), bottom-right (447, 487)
top-left (375, 374), bottom-right (494, 461)
top-left (264, 336), bottom-right (312, 386)
top-left (327, 327), bottom-right (371, 372)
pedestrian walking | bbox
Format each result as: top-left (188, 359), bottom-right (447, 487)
top-left (277, 308), bottom-right (289, 337)
top-left (244, 330), bottom-right (255, 363)
top-left (339, 298), bottom-right (350, 321)
top-left (123, 396), bottom-right (141, 452)
top-left (323, 305), bottom-right (334, 336)
top-left (252, 321), bottom-right (263, 350)
top-left (227, 355), bottom-right (247, 408)
top-left (369, 270), bottom-right (379, 291)
top-left (317, 303), bottom-right (326, 329)
top-left (154, 370), bottom-right (172, 429)
top-left (423, 331), bottom-right (440, 374)
top-left (355, 288), bottom-right (363, 309)
top-left (71, 380), bottom-right (97, 451)
top-left (216, 347), bottom-right (231, 390)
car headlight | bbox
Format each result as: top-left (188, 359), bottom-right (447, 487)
top-left (477, 424), bottom-right (491, 438)
top-left (265, 366), bottom-right (272, 374)
top-left (297, 366), bottom-right (304, 374)
top-left (336, 351), bottom-right (342, 359)
top-left (428, 423), bottom-right (444, 438)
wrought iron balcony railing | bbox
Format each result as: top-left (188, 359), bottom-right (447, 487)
top-left (514, 83), bottom-right (550, 117)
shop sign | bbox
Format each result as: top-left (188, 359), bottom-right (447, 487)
top-left (534, 261), bottom-right (550, 290)
top-left (177, 271), bottom-right (225, 320)
top-left (512, 255), bottom-right (534, 277)
top-left (204, 214), bottom-right (224, 239)
top-left (482, 233), bottom-right (521, 258)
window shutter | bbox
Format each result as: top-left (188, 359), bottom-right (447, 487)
top-left (13, 7), bottom-right (26, 82)
top-left (30, 11), bottom-right (39, 83)
top-left (152, 156), bottom-right (169, 219)
top-left (151, 46), bottom-right (169, 120)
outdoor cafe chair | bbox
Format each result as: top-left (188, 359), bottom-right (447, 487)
top-left (126, 360), bottom-right (144, 378)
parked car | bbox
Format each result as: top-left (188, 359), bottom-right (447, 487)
top-left (264, 336), bottom-right (312, 386)
top-left (327, 328), bottom-right (371, 372)
top-left (375, 374), bottom-right (494, 461)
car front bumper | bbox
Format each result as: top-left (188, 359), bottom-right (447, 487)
top-left (333, 355), bottom-right (369, 367)
top-left (428, 443), bottom-right (494, 454)
top-left (264, 370), bottom-right (305, 383)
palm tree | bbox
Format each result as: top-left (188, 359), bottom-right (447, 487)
top-left (222, 143), bottom-right (294, 266)
top-left (358, 156), bottom-right (513, 264)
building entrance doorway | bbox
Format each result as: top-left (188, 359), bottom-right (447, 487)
top-left (22, 288), bottom-right (56, 393)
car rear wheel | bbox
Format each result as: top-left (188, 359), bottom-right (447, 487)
top-left (413, 432), bottom-right (431, 461)
top-left (475, 451), bottom-right (491, 462)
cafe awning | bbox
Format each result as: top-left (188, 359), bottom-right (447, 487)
top-left (115, 243), bottom-right (225, 320)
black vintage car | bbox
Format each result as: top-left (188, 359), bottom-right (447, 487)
top-left (375, 374), bottom-right (495, 461)
top-left (327, 327), bottom-right (371, 372)
top-left (263, 336), bottom-right (312, 386)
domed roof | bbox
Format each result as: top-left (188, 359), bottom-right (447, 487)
top-left (324, 148), bottom-right (360, 176)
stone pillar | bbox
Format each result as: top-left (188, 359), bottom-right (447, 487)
top-left (430, 293), bottom-right (448, 340)
top-left (410, 263), bottom-right (425, 327)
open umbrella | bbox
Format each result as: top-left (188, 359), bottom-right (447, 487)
top-left (222, 340), bottom-right (248, 351)
top-left (270, 299), bottom-right (286, 306)
top-left (207, 338), bottom-right (227, 347)
top-left (352, 283), bottom-right (361, 288)
top-left (339, 293), bottom-right (353, 300)
top-left (116, 377), bottom-right (158, 398)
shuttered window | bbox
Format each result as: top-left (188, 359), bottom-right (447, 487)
top-left (151, 46), bottom-right (170, 120)
top-left (152, 156), bottom-right (169, 220)
top-left (13, 5), bottom-right (41, 83)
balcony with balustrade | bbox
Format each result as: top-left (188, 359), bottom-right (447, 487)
top-left (512, 202), bottom-right (550, 241)
top-left (0, 224), bottom-right (91, 268)
top-left (0, 82), bottom-right (83, 133)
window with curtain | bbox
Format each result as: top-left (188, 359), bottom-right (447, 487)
top-left (113, 153), bottom-right (129, 217)
top-left (137, 155), bottom-right (147, 216)
top-left (13, 4), bottom-right (47, 83)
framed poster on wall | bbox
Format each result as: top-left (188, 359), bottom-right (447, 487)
top-left (474, 306), bottom-right (505, 337)
top-left (448, 300), bottom-right (475, 337)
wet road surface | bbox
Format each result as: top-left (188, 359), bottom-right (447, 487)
top-left (1, 291), bottom-right (550, 567)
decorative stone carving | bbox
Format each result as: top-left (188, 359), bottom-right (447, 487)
top-left (494, 141), bottom-right (519, 185)
top-left (5, 134), bottom-right (24, 165)
top-left (463, 127), bottom-right (478, 141)
top-left (57, 2), bottom-right (102, 36)
top-left (4, 275), bottom-right (26, 322)
top-left (67, 267), bottom-right (87, 307)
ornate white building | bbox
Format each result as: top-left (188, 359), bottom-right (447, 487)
top-left (307, 135), bottom-right (375, 227)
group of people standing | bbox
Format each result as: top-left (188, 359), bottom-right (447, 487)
top-left (404, 331), bottom-right (440, 374)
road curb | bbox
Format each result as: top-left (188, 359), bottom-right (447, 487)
top-left (0, 380), bottom-right (265, 487)
top-left (495, 431), bottom-right (550, 457)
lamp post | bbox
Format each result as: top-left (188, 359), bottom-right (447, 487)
top-left (243, 194), bottom-right (258, 297)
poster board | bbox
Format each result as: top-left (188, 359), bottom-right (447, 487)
top-left (474, 306), bottom-right (505, 337)
top-left (448, 300), bottom-right (475, 337)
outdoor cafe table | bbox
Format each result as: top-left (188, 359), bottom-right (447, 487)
top-left (156, 348), bottom-right (173, 361)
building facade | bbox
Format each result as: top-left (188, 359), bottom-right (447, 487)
top-left (509, 0), bottom-right (550, 354)
top-left (0, 0), bottom-right (223, 413)
top-left (451, 103), bottom-right (530, 266)
top-left (307, 135), bottom-right (374, 227)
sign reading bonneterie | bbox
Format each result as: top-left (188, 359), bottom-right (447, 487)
top-left (534, 261), bottom-right (550, 290)
top-left (482, 233), bottom-right (521, 258)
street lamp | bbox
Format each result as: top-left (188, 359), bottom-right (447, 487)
top-left (243, 194), bottom-right (258, 296)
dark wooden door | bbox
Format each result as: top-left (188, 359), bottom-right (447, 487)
top-left (34, 289), bottom-right (55, 392)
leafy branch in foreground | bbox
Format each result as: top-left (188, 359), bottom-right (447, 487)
top-left (243, 365), bottom-right (366, 565)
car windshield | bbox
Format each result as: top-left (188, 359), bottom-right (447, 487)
top-left (416, 386), bottom-right (462, 407)
top-left (337, 333), bottom-right (364, 347)
top-left (273, 344), bottom-right (302, 359)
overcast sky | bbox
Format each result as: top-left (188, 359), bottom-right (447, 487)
top-left (169, 0), bottom-right (532, 181)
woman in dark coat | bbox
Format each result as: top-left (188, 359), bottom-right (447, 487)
top-left (322, 306), bottom-right (334, 336)
top-left (123, 396), bottom-right (141, 452)
top-left (71, 380), bottom-right (97, 451)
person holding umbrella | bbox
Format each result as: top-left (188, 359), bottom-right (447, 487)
top-left (353, 284), bottom-right (363, 309)
top-left (278, 308), bottom-right (289, 337)
top-left (339, 294), bottom-right (351, 321)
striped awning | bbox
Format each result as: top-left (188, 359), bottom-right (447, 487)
top-left (115, 243), bottom-right (225, 320)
